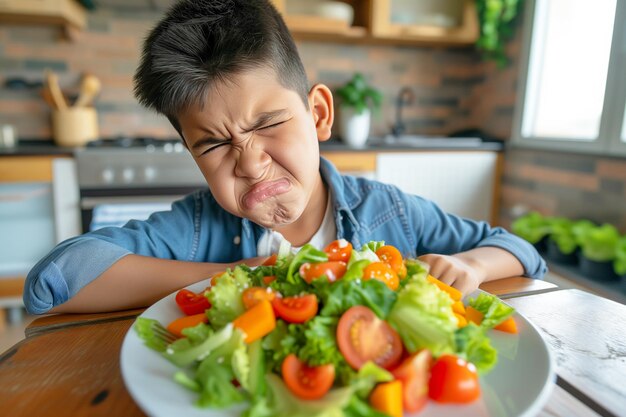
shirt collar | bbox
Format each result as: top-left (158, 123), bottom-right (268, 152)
top-left (320, 157), bottom-right (361, 232)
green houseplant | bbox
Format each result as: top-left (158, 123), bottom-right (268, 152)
top-left (335, 73), bottom-right (383, 148)
top-left (511, 211), bottom-right (551, 251)
top-left (577, 224), bottom-right (621, 281)
top-left (613, 236), bottom-right (626, 278)
top-left (475, 0), bottom-right (524, 67)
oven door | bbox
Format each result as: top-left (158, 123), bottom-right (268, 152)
top-left (80, 187), bottom-right (204, 233)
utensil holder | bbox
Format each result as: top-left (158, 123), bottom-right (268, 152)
top-left (52, 107), bottom-right (99, 147)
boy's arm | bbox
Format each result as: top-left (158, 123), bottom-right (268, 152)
top-left (419, 246), bottom-right (524, 295)
top-left (49, 254), bottom-right (267, 314)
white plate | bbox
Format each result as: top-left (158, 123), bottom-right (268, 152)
top-left (121, 282), bottom-right (555, 417)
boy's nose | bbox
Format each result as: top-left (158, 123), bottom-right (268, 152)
top-left (234, 146), bottom-right (271, 179)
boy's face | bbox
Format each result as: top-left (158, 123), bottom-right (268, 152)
top-left (178, 68), bottom-right (333, 233)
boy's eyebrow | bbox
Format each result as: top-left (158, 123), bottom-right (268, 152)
top-left (241, 109), bottom-right (289, 133)
top-left (191, 109), bottom-right (289, 150)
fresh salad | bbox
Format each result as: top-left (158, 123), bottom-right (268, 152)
top-left (135, 240), bottom-right (518, 417)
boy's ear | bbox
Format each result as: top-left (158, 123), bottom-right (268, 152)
top-left (307, 83), bottom-right (334, 142)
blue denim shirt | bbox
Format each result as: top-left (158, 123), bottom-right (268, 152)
top-left (24, 157), bottom-right (546, 314)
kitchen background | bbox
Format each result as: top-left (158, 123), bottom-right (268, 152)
top-left (1, 1), bottom-right (624, 230)
top-left (1, 0), bottom-right (625, 349)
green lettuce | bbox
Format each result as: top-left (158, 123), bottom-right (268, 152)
top-left (387, 275), bottom-right (456, 355)
top-left (454, 323), bottom-right (497, 374)
top-left (207, 266), bottom-right (251, 328)
top-left (164, 322), bottom-right (233, 367)
top-left (191, 329), bottom-right (249, 408)
top-left (313, 277), bottom-right (397, 319)
top-left (468, 293), bottom-right (514, 329)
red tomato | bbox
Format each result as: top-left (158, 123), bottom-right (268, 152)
top-left (376, 245), bottom-right (407, 278)
top-left (282, 354), bottom-right (335, 400)
top-left (242, 286), bottom-right (276, 309)
top-left (428, 354), bottom-right (480, 403)
top-left (262, 254), bottom-right (278, 266)
top-left (175, 289), bottom-right (211, 316)
top-left (299, 261), bottom-right (347, 284)
top-left (391, 350), bottom-right (432, 412)
top-left (272, 294), bottom-right (318, 323)
top-left (362, 262), bottom-right (399, 291)
top-left (324, 239), bottom-right (353, 263)
top-left (336, 306), bottom-right (403, 370)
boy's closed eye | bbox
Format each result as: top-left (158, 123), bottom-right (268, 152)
top-left (197, 119), bottom-right (291, 155)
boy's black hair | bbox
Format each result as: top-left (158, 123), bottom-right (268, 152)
top-left (133, 0), bottom-right (309, 134)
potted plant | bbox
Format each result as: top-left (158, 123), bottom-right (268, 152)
top-left (577, 224), bottom-right (621, 281)
top-left (613, 236), bottom-right (626, 283)
top-left (335, 73), bottom-right (382, 148)
top-left (545, 218), bottom-right (578, 265)
top-left (511, 211), bottom-right (552, 252)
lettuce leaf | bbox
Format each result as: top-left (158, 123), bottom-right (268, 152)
top-left (207, 266), bottom-right (251, 328)
top-left (313, 277), bottom-right (397, 319)
top-left (193, 329), bottom-right (249, 408)
top-left (387, 275), bottom-right (456, 355)
top-left (454, 323), bottom-right (498, 374)
top-left (468, 293), bottom-right (514, 329)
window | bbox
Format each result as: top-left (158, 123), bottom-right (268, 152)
top-left (512, 0), bottom-right (626, 156)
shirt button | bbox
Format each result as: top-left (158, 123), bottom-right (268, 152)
top-left (233, 235), bottom-right (241, 245)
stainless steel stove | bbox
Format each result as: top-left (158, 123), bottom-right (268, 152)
top-left (75, 137), bottom-right (207, 232)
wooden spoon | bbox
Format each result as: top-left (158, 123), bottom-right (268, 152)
top-left (74, 74), bottom-right (101, 107)
top-left (45, 70), bottom-right (67, 110)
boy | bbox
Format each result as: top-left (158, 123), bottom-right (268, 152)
top-left (24, 0), bottom-right (545, 315)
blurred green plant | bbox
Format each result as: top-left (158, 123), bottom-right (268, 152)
top-left (335, 73), bottom-right (383, 115)
top-left (577, 224), bottom-right (620, 262)
top-left (475, 0), bottom-right (524, 67)
top-left (511, 211), bottom-right (551, 244)
top-left (613, 237), bottom-right (626, 276)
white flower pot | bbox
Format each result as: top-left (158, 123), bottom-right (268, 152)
top-left (339, 107), bottom-right (371, 148)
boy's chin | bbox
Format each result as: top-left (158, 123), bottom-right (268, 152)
top-left (250, 204), bottom-right (301, 229)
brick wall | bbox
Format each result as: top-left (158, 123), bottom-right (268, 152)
top-left (0, 4), bottom-right (487, 140)
top-left (1, 4), bottom-right (625, 231)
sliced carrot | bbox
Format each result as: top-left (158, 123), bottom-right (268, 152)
top-left (369, 380), bottom-right (403, 417)
top-left (465, 306), bottom-right (484, 326)
top-left (262, 254), bottom-right (277, 266)
top-left (242, 286), bottom-right (276, 309)
top-left (427, 274), bottom-right (462, 301)
top-left (454, 313), bottom-right (468, 328)
top-left (233, 299), bottom-right (276, 343)
top-left (263, 275), bottom-right (276, 285)
top-left (494, 316), bottom-right (518, 334)
top-left (452, 300), bottom-right (466, 315)
top-left (166, 313), bottom-right (208, 338)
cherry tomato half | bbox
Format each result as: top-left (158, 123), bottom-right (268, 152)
top-left (272, 294), bottom-right (318, 323)
top-left (175, 289), bottom-right (211, 316)
top-left (362, 262), bottom-right (399, 291)
top-left (324, 239), bottom-right (353, 263)
top-left (336, 306), bottom-right (403, 370)
top-left (282, 354), bottom-right (335, 400)
top-left (299, 261), bottom-right (347, 284)
top-left (376, 245), bottom-right (407, 278)
top-left (242, 286), bottom-right (276, 309)
top-left (391, 349), bottom-right (432, 412)
top-left (428, 354), bottom-right (480, 404)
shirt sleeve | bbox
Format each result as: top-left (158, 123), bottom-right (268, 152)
top-left (409, 194), bottom-right (547, 280)
top-left (23, 193), bottom-right (200, 314)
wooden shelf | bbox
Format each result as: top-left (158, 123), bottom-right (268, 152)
top-left (0, 0), bottom-right (86, 31)
top-left (272, 0), bottom-right (478, 46)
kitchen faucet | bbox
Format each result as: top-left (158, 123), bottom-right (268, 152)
top-left (390, 86), bottom-right (415, 137)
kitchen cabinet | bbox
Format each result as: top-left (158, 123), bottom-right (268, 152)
top-left (270, 0), bottom-right (478, 46)
top-left (0, 0), bottom-right (86, 31)
top-left (0, 155), bottom-right (79, 314)
top-left (376, 151), bottom-right (502, 223)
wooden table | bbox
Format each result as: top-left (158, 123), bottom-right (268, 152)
top-left (1, 277), bottom-right (623, 417)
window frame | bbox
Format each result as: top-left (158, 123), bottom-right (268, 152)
top-left (511, 0), bottom-right (626, 157)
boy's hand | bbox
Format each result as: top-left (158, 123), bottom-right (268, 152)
top-left (417, 253), bottom-right (487, 296)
